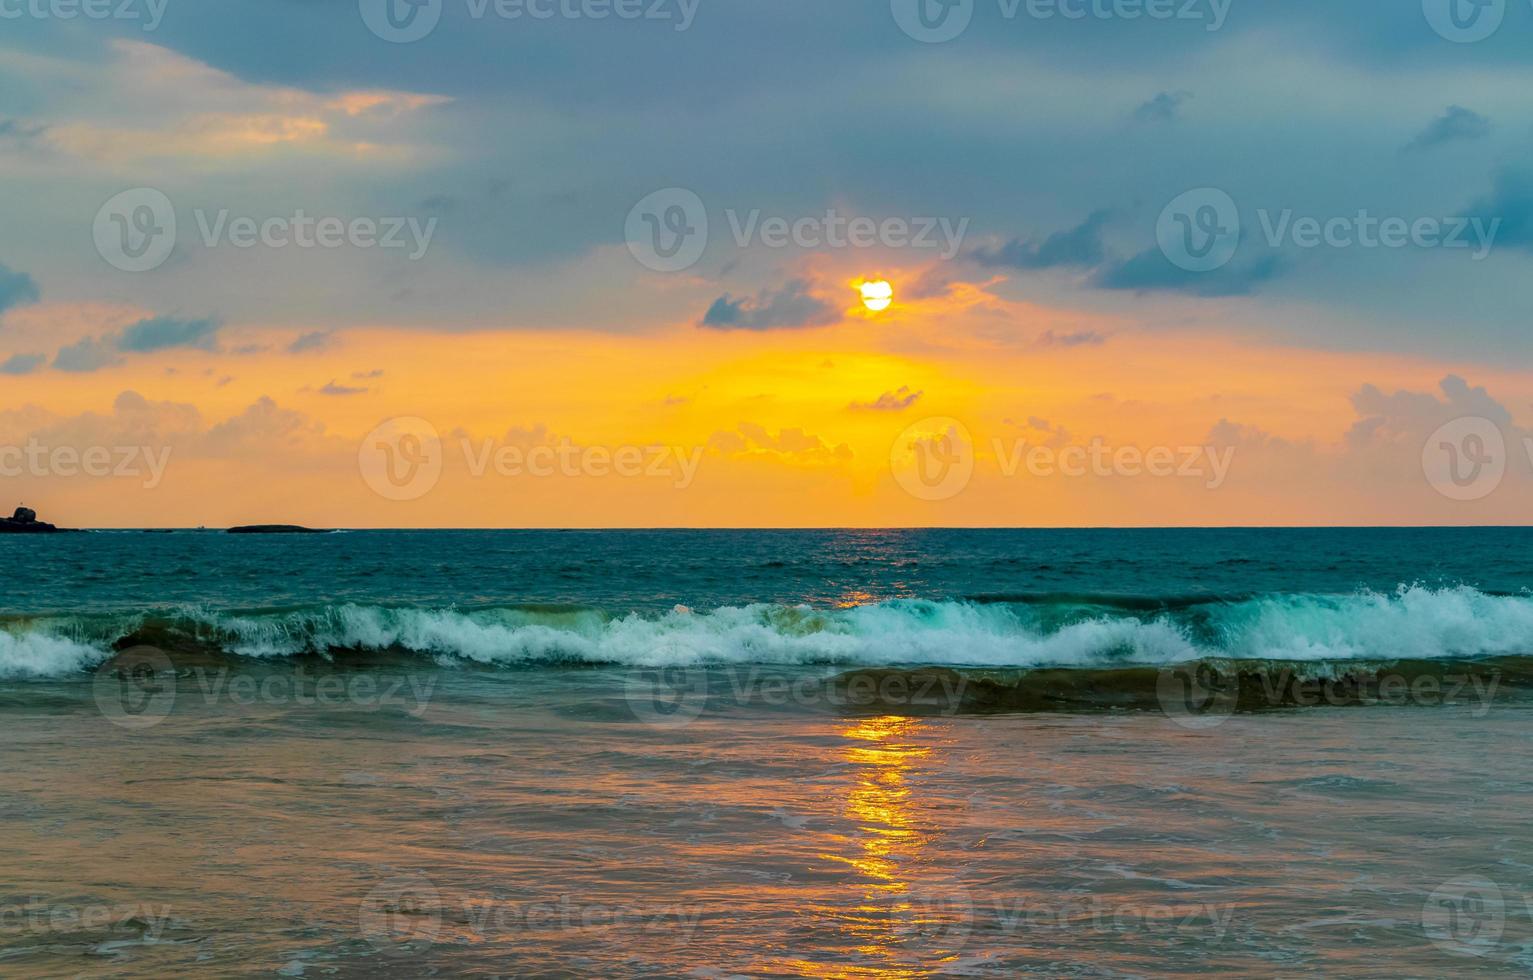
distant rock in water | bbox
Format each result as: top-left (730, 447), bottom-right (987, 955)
top-left (226, 524), bottom-right (334, 534)
top-left (0, 506), bottom-right (78, 534)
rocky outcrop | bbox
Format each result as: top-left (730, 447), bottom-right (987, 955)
top-left (0, 506), bottom-right (78, 533)
top-left (226, 525), bottom-right (334, 534)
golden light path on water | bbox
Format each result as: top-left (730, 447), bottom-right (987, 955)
top-left (768, 714), bottom-right (969, 979)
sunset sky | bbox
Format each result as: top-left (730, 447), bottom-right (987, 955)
top-left (3, 3), bottom-right (1532, 527)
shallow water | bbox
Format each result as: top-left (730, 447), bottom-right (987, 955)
top-left (2, 529), bottom-right (1531, 975)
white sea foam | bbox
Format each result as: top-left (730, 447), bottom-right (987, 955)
top-left (2, 586), bottom-right (1531, 678)
top-left (0, 630), bottom-right (111, 679)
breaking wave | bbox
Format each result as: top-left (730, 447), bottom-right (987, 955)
top-left (1, 585), bottom-right (1531, 681)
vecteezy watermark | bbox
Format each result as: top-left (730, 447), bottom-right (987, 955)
top-left (0, 0), bottom-right (167, 31)
top-left (0, 440), bottom-right (171, 490)
top-left (891, 0), bottom-right (1230, 43)
top-left (995, 438), bottom-right (1234, 488)
top-left (93, 188), bottom-right (177, 274)
top-left (1157, 187), bottom-right (1240, 273)
top-left (359, 876), bottom-right (442, 951)
top-left (1422, 0), bottom-right (1504, 43)
top-left (624, 666), bottom-right (972, 729)
top-left (358, 0), bottom-right (698, 43)
top-left (889, 418), bottom-right (1235, 502)
top-left (359, 416), bottom-right (705, 502)
top-left (624, 187), bottom-right (970, 272)
top-left (979, 896), bottom-right (1235, 941)
top-left (1157, 188), bottom-right (1500, 272)
top-left (1423, 876), bottom-right (1507, 956)
top-left (1256, 209), bottom-right (1498, 261)
top-left (889, 417), bottom-right (976, 502)
top-left (0, 899), bottom-right (174, 938)
top-left (92, 648), bottom-right (438, 729)
top-left (93, 188), bottom-right (436, 273)
top-left (1421, 416), bottom-right (1533, 502)
top-left (358, 876), bottom-right (703, 953)
top-left (1156, 661), bottom-right (1504, 729)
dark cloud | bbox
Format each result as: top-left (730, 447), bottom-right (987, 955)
top-left (0, 263), bottom-right (40, 315)
top-left (1465, 171), bottom-right (1533, 250)
top-left (116, 315), bottom-right (221, 353)
top-left (1403, 106), bottom-right (1490, 152)
top-left (700, 280), bottom-right (837, 331)
top-left (1094, 248), bottom-right (1286, 297)
top-left (1036, 329), bottom-right (1107, 347)
top-left (319, 380), bottom-right (368, 396)
top-left (0, 352), bottom-right (45, 376)
top-left (849, 386), bottom-right (923, 412)
top-left (53, 337), bottom-right (124, 373)
top-left (1132, 91), bottom-right (1191, 123)
top-left (971, 211), bottom-right (1111, 271)
top-left (287, 331), bottom-right (334, 354)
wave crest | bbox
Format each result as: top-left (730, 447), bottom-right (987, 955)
top-left (1, 585), bottom-right (1530, 678)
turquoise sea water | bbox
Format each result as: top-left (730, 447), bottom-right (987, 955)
top-left (3, 528), bottom-right (1532, 975)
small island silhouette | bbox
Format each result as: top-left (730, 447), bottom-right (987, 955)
top-left (0, 506), bottom-right (78, 534)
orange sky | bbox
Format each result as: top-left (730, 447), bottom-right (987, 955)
top-left (4, 270), bottom-right (1530, 528)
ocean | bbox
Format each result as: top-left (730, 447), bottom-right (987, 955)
top-left (2, 527), bottom-right (1531, 975)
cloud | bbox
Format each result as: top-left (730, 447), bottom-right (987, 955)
top-left (201, 396), bottom-right (327, 456)
top-left (700, 279), bottom-right (838, 331)
top-left (1005, 415), bottom-right (1072, 449)
top-left (351, 369), bottom-right (384, 380)
top-left (288, 331), bottom-right (334, 353)
top-left (1036, 329), bottom-right (1107, 347)
top-left (53, 337), bottom-right (125, 373)
top-left (0, 263), bottom-right (40, 315)
top-left (0, 352), bottom-right (45, 375)
top-left (971, 211), bottom-right (1111, 271)
top-left (849, 386), bottom-right (923, 412)
top-left (1132, 91), bottom-right (1191, 123)
top-left (116, 315), bottom-right (221, 353)
top-left (319, 379), bottom-right (368, 396)
top-left (1403, 106), bottom-right (1490, 153)
top-left (1465, 170), bottom-right (1533, 251)
top-left (47, 315), bottom-right (223, 373)
top-left (38, 41), bottom-right (449, 165)
top-left (1346, 374), bottom-right (1513, 449)
top-left (1094, 248), bottom-right (1286, 297)
top-left (708, 423), bottom-right (853, 464)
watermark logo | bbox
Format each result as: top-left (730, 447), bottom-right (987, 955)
top-left (890, 0), bottom-right (973, 42)
top-left (623, 666), bottom-right (971, 729)
top-left (360, 416), bottom-right (444, 502)
top-left (996, 438), bottom-right (1234, 488)
top-left (0, 440), bottom-right (172, 489)
top-left (1423, 416), bottom-right (1506, 501)
top-left (1256, 209), bottom-right (1498, 261)
top-left (93, 188), bottom-right (176, 273)
top-left (93, 646), bottom-right (176, 730)
top-left (884, 884), bottom-right (974, 951)
top-left (0, 0), bottom-right (168, 31)
top-left (623, 666), bottom-right (710, 729)
top-left (625, 188), bottom-right (709, 273)
top-left (1423, 876), bottom-right (1505, 956)
top-left (1156, 662), bottom-right (1237, 729)
top-left (1157, 187), bottom-right (1239, 272)
top-left (359, 876), bottom-right (443, 950)
top-left (1157, 665), bottom-right (1502, 728)
top-left (1422, 0), bottom-right (1504, 42)
top-left (624, 189), bottom-right (970, 271)
top-left (360, 0), bottom-right (444, 42)
top-left (93, 190), bottom-right (437, 271)
top-left (890, 417), bottom-right (975, 502)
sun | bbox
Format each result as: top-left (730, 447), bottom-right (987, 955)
top-left (859, 280), bottom-right (893, 312)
